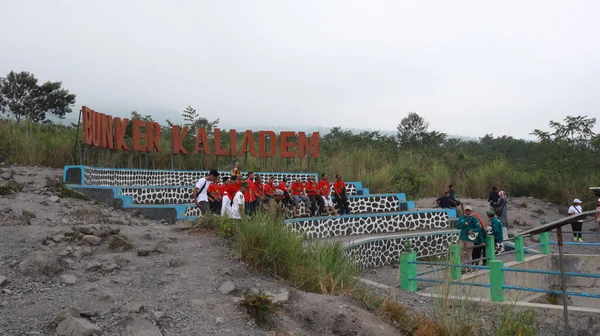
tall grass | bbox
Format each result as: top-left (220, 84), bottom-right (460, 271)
top-left (231, 213), bottom-right (360, 295)
top-left (0, 120), bottom-right (596, 205)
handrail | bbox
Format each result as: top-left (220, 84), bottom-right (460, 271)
top-left (517, 210), bottom-right (597, 236)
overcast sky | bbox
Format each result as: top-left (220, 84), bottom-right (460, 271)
top-left (1, 0), bottom-right (599, 139)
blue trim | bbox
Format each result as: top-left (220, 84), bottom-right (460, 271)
top-left (283, 208), bottom-right (457, 223)
top-left (62, 165), bottom-right (84, 185)
top-left (362, 188), bottom-right (369, 195)
top-left (406, 201), bottom-right (415, 210)
top-left (346, 193), bottom-right (405, 199)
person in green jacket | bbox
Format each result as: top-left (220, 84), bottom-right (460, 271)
top-left (486, 210), bottom-right (505, 254)
top-left (455, 205), bottom-right (482, 266)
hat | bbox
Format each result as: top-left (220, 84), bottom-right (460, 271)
top-left (275, 189), bottom-right (284, 196)
top-left (573, 199), bottom-right (582, 204)
top-left (597, 198), bottom-right (600, 202)
top-left (486, 210), bottom-right (495, 217)
top-left (464, 206), bottom-right (473, 211)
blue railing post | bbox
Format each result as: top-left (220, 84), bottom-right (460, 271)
top-left (450, 244), bottom-right (462, 280)
top-left (515, 236), bottom-right (525, 262)
top-left (485, 235), bottom-right (495, 263)
top-left (489, 260), bottom-right (505, 302)
top-left (400, 252), bottom-right (417, 292)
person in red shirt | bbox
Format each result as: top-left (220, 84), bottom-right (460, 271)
top-left (208, 177), bottom-right (223, 214)
top-left (318, 173), bottom-right (337, 216)
top-left (277, 177), bottom-right (291, 216)
top-left (333, 174), bottom-right (350, 215)
top-left (264, 176), bottom-right (276, 200)
top-left (291, 177), bottom-right (311, 217)
top-left (254, 176), bottom-right (267, 210)
top-left (244, 172), bottom-right (257, 215)
top-left (305, 176), bottom-right (324, 216)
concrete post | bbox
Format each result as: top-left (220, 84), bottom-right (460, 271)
top-left (489, 260), bottom-right (505, 302)
top-left (400, 252), bottom-right (417, 292)
top-left (515, 236), bottom-right (525, 262)
top-left (485, 235), bottom-right (495, 263)
top-left (450, 244), bottom-right (462, 280)
top-left (540, 232), bottom-right (550, 255)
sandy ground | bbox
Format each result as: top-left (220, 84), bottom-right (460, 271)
top-left (0, 165), bottom-right (400, 336)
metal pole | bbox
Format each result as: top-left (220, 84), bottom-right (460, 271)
top-left (71, 108), bottom-right (82, 165)
top-left (556, 227), bottom-right (569, 335)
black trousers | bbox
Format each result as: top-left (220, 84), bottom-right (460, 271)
top-left (335, 192), bottom-right (350, 214)
top-left (308, 195), bottom-right (324, 215)
top-left (571, 221), bottom-right (583, 238)
top-left (209, 200), bottom-right (222, 214)
top-left (472, 245), bottom-right (487, 266)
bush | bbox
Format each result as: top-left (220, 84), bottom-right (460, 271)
top-left (493, 307), bottom-right (538, 336)
top-left (240, 292), bottom-right (279, 327)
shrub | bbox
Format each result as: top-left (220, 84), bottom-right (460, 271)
top-left (240, 292), bottom-right (278, 327)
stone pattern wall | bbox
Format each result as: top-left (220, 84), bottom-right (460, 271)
top-left (183, 192), bottom-right (396, 217)
top-left (286, 211), bottom-right (451, 239)
top-left (81, 167), bottom-right (318, 186)
top-left (345, 232), bottom-right (459, 269)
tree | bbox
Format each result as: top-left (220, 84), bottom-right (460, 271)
top-left (0, 71), bottom-right (76, 123)
top-left (396, 112), bottom-right (446, 149)
top-left (180, 105), bottom-right (219, 138)
top-left (531, 115), bottom-right (597, 151)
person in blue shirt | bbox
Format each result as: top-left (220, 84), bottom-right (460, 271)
top-left (448, 184), bottom-right (465, 214)
top-left (486, 210), bottom-right (505, 254)
top-left (455, 205), bottom-right (482, 269)
top-left (436, 192), bottom-right (453, 209)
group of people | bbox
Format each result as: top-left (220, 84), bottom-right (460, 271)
top-left (192, 164), bottom-right (352, 220)
top-left (455, 205), bottom-right (504, 272)
top-left (437, 185), bottom-right (509, 227)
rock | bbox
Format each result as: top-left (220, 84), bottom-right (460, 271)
top-left (530, 234), bottom-right (541, 243)
top-left (19, 250), bottom-right (65, 276)
top-left (142, 233), bottom-right (153, 240)
top-left (2, 288), bottom-right (11, 294)
top-left (215, 317), bottom-right (224, 325)
top-left (74, 226), bottom-right (94, 235)
top-left (22, 210), bottom-right (36, 219)
top-left (168, 258), bottom-right (183, 267)
top-left (53, 235), bottom-right (66, 243)
top-left (122, 302), bottom-right (145, 313)
top-left (95, 226), bottom-right (120, 237)
top-left (219, 267), bottom-right (233, 276)
top-left (40, 200), bottom-right (50, 206)
top-left (0, 275), bottom-right (8, 287)
top-left (153, 311), bottom-right (164, 321)
top-left (49, 195), bottom-right (60, 203)
top-left (120, 317), bottom-right (162, 336)
top-left (99, 290), bottom-right (115, 301)
top-left (113, 255), bottom-right (130, 267)
top-left (137, 249), bottom-right (150, 257)
top-left (102, 263), bottom-right (119, 273)
top-left (57, 250), bottom-right (71, 257)
top-left (54, 306), bottom-right (82, 325)
top-left (108, 234), bottom-right (132, 252)
top-left (266, 289), bottom-right (290, 304)
top-left (153, 242), bottom-right (168, 254)
top-left (218, 281), bottom-right (236, 295)
top-left (6, 180), bottom-right (24, 192)
top-left (73, 246), bottom-right (94, 258)
top-left (85, 262), bottom-right (103, 272)
top-left (1, 171), bottom-right (13, 180)
top-left (56, 316), bottom-right (102, 336)
top-left (81, 235), bottom-right (102, 246)
top-left (59, 274), bottom-right (78, 285)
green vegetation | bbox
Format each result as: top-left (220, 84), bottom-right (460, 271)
top-left (240, 292), bottom-right (279, 327)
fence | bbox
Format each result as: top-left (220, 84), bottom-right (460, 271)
top-left (400, 232), bottom-right (600, 303)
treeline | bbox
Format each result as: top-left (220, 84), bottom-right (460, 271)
top-left (1, 71), bottom-right (598, 206)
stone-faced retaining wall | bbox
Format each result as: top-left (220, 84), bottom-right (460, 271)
top-left (344, 231), bottom-right (459, 269)
top-left (284, 209), bottom-right (456, 239)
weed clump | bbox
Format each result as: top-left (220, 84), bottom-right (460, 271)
top-left (240, 292), bottom-right (279, 327)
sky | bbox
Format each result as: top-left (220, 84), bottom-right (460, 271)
top-left (1, 0), bottom-right (599, 140)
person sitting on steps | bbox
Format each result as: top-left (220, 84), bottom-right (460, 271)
top-left (318, 173), bottom-right (338, 216)
top-left (291, 177), bottom-right (311, 217)
top-left (436, 192), bottom-right (453, 209)
top-left (333, 174), bottom-right (350, 215)
top-left (447, 184), bottom-right (465, 214)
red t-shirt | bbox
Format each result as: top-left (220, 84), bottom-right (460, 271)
top-left (226, 184), bottom-right (238, 198)
top-left (333, 181), bottom-right (346, 195)
top-left (219, 183), bottom-right (228, 196)
top-left (277, 181), bottom-right (288, 191)
top-left (318, 181), bottom-right (331, 196)
top-left (208, 183), bottom-right (221, 199)
top-left (264, 183), bottom-right (275, 196)
top-left (305, 181), bottom-right (319, 196)
top-left (244, 179), bottom-right (256, 202)
top-left (291, 182), bottom-right (304, 196)
top-left (255, 182), bottom-right (264, 197)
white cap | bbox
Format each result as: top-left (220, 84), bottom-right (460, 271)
top-left (464, 205), bottom-right (473, 211)
top-left (597, 198), bottom-right (600, 202)
top-left (573, 199), bottom-right (582, 204)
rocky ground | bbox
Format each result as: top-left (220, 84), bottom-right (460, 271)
top-left (0, 166), bottom-right (400, 336)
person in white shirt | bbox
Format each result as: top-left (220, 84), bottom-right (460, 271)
top-left (568, 198), bottom-right (584, 242)
top-left (230, 182), bottom-right (249, 220)
top-left (193, 169), bottom-right (220, 216)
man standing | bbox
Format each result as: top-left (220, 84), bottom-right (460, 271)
top-left (207, 177), bottom-right (222, 214)
top-left (193, 169), bottom-right (220, 216)
top-left (568, 199), bottom-right (584, 242)
top-left (244, 172), bottom-right (257, 215)
top-left (455, 205), bottom-right (482, 270)
top-left (318, 173), bottom-right (337, 216)
top-left (486, 210), bottom-right (504, 254)
top-left (231, 181), bottom-right (248, 221)
top-left (333, 174), bottom-right (350, 215)
top-left (488, 187), bottom-right (500, 210)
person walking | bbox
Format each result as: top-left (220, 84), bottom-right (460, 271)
top-left (568, 199), bottom-right (584, 242)
top-left (486, 210), bottom-right (505, 254)
top-left (193, 169), bottom-right (220, 216)
top-left (496, 190), bottom-right (508, 228)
